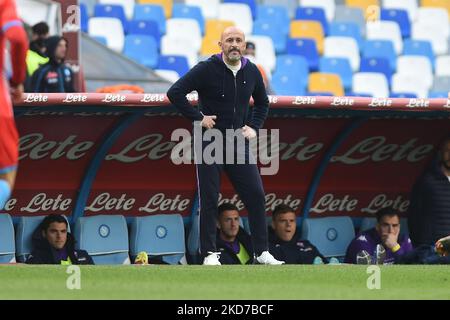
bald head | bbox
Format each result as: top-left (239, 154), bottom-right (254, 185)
top-left (218, 27), bottom-right (246, 66)
top-left (220, 26), bottom-right (245, 42)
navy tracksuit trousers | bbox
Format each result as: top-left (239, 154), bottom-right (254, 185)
top-left (196, 136), bottom-right (269, 257)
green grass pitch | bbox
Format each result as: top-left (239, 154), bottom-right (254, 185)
top-left (1, 265), bottom-right (449, 300)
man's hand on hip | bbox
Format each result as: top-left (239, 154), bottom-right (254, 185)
top-left (201, 115), bottom-right (217, 129)
top-left (242, 125), bottom-right (257, 139)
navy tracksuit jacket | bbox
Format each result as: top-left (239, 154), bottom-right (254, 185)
top-left (29, 36), bottom-right (75, 93)
top-left (408, 160), bottom-right (450, 247)
top-left (167, 54), bottom-right (269, 256)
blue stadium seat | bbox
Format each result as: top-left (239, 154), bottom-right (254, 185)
top-left (329, 22), bottom-right (363, 48)
top-left (261, 0), bottom-right (297, 19)
top-left (128, 20), bottom-right (161, 45)
top-left (380, 9), bottom-right (411, 38)
top-left (362, 40), bottom-right (397, 72)
top-left (253, 19), bottom-right (287, 53)
top-left (80, 0), bottom-right (95, 16)
top-left (172, 4), bottom-right (205, 35)
top-left (400, 219), bottom-right (410, 237)
top-left (286, 38), bottom-right (319, 71)
top-left (94, 4), bottom-right (129, 33)
top-left (319, 57), bottom-right (353, 90)
top-left (271, 71), bottom-right (307, 96)
top-left (346, 92), bottom-right (372, 97)
top-left (241, 217), bottom-right (250, 234)
top-left (15, 215), bottom-right (71, 262)
top-left (359, 217), bottom-right (409, 236)
top-left (129, 214), bottom-right (186, 265)
top-left (124, 35), bottom-right (159, 68)
top-left (389, 92), bottom-right (417, 98)
top-left (403, 39), bottom-right (435, 70)
top-left (224, 0), bottom-right (257, 19)
top-left (306, 92), bottom-right (334, 96)
top-left (360, 57), bottom-right (392, 84)
top-left (432, 76), bottom-right (450, 93)
top-left (79, 3), bottom-right (89, 33)
top-left (334, 5), bottom-right (365, 36)
top-left (295, 6), bottom-right (328, 35)
top-left (359, 217), bottom-right (376, 233)
top-left (187, 213), bottom-right (200, 263)
top-left (0, 214), bottom-right (15, 263)
top-left (133, 4), bottom-right (166, 35)
top-left (428, 91), bottom-right (449, 98)
top-left (16, 215), bottom-right (46, 262)
top-left (158, 55), bottom-right (190, 77)
top-left (74, 215), bottom-right (130, 264)
top-left (301, 216), bottom-right (355, 258)
top-left (275, 54), bottom-right (309, 76)
top-left (257, 4), bottom-right (290, 35)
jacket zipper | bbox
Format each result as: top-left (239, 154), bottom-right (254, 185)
top-left (232, 73), bottom-right (237, 129)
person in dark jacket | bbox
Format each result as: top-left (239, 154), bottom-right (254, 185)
top-left (345, 207), bottom-right (413, 264)
top-left (396, 235), bottom-right (450, 264)
top-left (25, 22), bottom-right (49, 91)
top-left (268, 204), bottom-right (327, 264)
top-left (216, 203), bottom-right (254, 264)
top-left (167, 27), bottom-right (283, 266)
top-left (26, 22), bottom-right (49, 74)
top-left (408, 137), bottom-right (450, 247)
top-left (26, 214), bottom-right (93, 265)
top-left (29, 35), bottom-right (75, 93)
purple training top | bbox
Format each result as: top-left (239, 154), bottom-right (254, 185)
top-left (345, 228), bottom-right (413, 264)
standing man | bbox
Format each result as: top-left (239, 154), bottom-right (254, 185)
top-left (0, 0), bottom-right (28, 210)
top-left (167, 27), bottom-right (283, 265)
top-left (408, 137), bottom-right (450, 247)
top-left (25, 22), bottom-right (50, 91)
top-left (29, 36), bottom-right (75, 93)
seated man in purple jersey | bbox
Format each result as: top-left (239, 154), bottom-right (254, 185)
top-left (216, 203), bottom-right (254, 265)
top-left (345, 207), bottom-right (413, 264)
top-left (26, 214), bottom-right (93, 265)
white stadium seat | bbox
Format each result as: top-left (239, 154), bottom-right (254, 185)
top-left (246, 35), bottom-right (276, 74)
top-left (218, 3), bottom-right (253, 35)
top-left (352, 72), bottom-right (389, 98)
top-left (397, 55), bottom-right (433, 90)
top-left (155, 69), bottom-right (180, 83)
top-left (88, 17), bottom-right (124, 52)
top-left (324, 36), bottom-right (360, 71)
top-left (416, 7), bottom-right (449, 38)
top-left (412, 23), bottom-right (448, 56)
top-left (392, 73), bottom-right (429, 98)
top-left (161, 35), bottom-right (199, 68)
top-left (186, 0), bottom-right (220, 19)
top-left (366, 21), bottom-right (403, 54)
top-left (166, 18), bottom-right (202, 52)
top-left (436, 56), bottom-right (450, 77)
